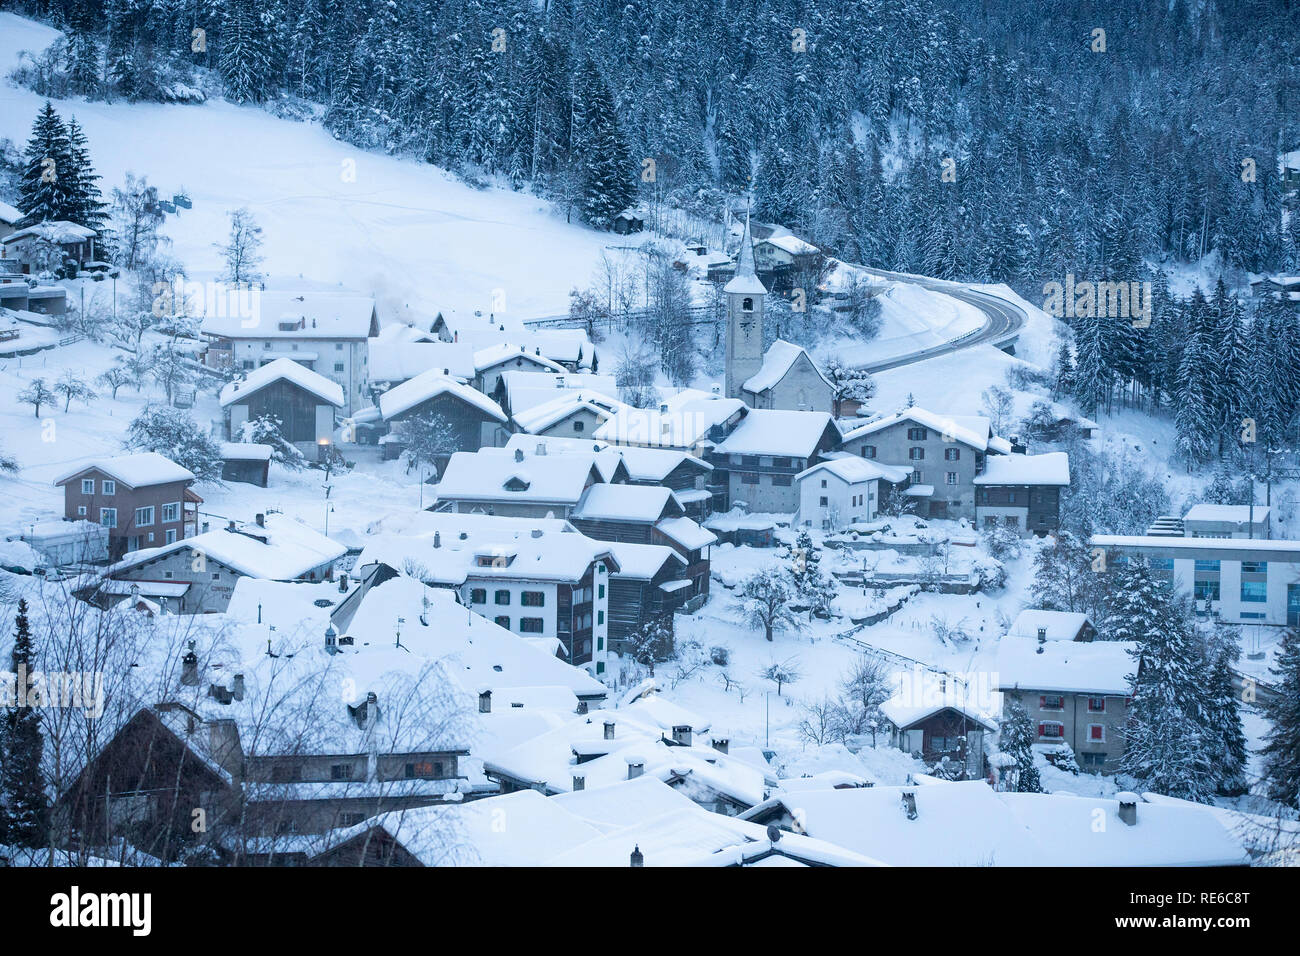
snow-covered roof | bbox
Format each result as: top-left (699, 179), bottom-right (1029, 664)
top-left (201, 291), bottom-right (376, 340)
top-left (219, 357), bottom-right (345, 408)
top-left (219, 442), bottom-right (273, 461)
top-left (512, 391), bottom-right (624, 434)
top-left (1090, 534), bottom-right (1300, 557)
top-left (573, 484), bottom-right (683, 523)
top-left (55, 452), bottom-right (194, 489)
top-left (436, 448), bottom-right (603, 506)
top-left (972, 451), bottom-right (1070, 486)
top-left (616, 445), bottom-right (712, 480)
top-left (593, 392), bottom-right (747, 450)
top-left (499, 434), bottom-right (628, 483)
top-left (0, 201), bottom-right (25, 223)
top-left (473, 342), bottom-right (567, 374)
top-left (378, 369), bottom-right (506, 421)
top-left (843, 407), bottom-right (1002, 452)
top-left (797, 457), bottom-right (910, 485)
top-left (757, 234), bottom-right (820, 256)
top-left (723, 213), bottom-right (768, 296)
top-left (1183, 504), bottom-right (1271, 525)
top-left (368, 335), bottom-right (475, 383)
top-left (1282, 149), bottom-right (1300, 172)
top-left (1, 220), bottom-right (95, 243)
top-left (1007, 609), bottom-right (1092, 642)
top-left (742, 339), bottom-right (832, 395)
top-left (355, 519), bottom-right (619, 587)
top-left (604, 541), bottom-right (686, 580)
top-left (503, 371), bottom-right (620, 416)
top-left (996, 636), bottom-right (1136, 696)
top-left (655, 516), bottom-right (718, 551)
top-left (711, 409), bottom-right (835, 459)
top-left (108, 513), bottom-right (344, 580)
top-left (741, 782), bottom-right (1245, 867)
top-left (879, 682), bottom-right (997, 731)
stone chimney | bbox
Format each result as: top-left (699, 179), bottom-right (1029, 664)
top-left (231, 673), bottom-right (245, 701)
top-left (1117, 792), bottom-right (1139, 826)
top-left (603, 720), bottom-right (615, 740)
top-left (531, 528), bottom-right (544, 538)
top-left (671, 725), bottom-right (693, 747)
top-left (514, 448), bottom-right (525, 462)
top-left (478, 689), bottom-right (492, 714)
top-left (630, 844), bottom-right (644, 867)
top-left (255, 513), bottom-right (265, 528)
top-left (572, 774), bottom-right (585, 791)
top-left (1037, 626), bottom-right (1047, 643)
top-left (711, 737), bottom-right (729, 754)
top-left (627, 758), bottom-right (644, 780)
top-left (180, 641), bottom-right (199, 686)
top-left (901, 790), bottom-right (918, 820)
top-left (338, 573), bottom-right (348, 592)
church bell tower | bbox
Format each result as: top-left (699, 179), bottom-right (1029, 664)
top-left (724, 212), bottom-right (768, 401)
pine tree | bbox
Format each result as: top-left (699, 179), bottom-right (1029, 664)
top-left (1205, 624), bottom-right (1249, 795)
top-left (63, 117), bottom-right (108, 232)
top-left (788, 530), bottom-right (837, 619)
top-left (574, 60), bottom-right (634, 230)
top-left (16, 102), bottom-right (74, 226)
top-left (998, 698), bottom-right (1043, 792)
top-left (1259, 626), bottom-right (1300, 810)
top-left (0, 599), bottom-right (49, 848)
top-left (220, 0), bottom-right (273, 104)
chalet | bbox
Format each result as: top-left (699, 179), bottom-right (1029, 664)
top-left (0, 200), bottom-right (24, 235)
top-left (1249, 274), bottom-right (1300, 303)
top-left (220, 358), bottom-right (345, 460)
top-left (706, 409), bottom-right (841, 513)
top-left (0, 270), bottom-right (66, 315)
top-left (1, 220), bottom-right (98, 274)
top-left (435, 447), bottom-right (609, 518)
top-left (617, 445), bottom-right (715, 520)
top-left (367, 326), bottom-right (476, 390)
top-left (595, 389), bottom-right (748, 455)
top-left (841, 407), bottom-right (1014, 521)
top-left (55, 452), bottom-right (201, 560)
top-left (741, 339), bottom-right (834, 413)
top-left (474, 343), bottom-right (566, 399)
top-left (430, 313), bottom-right (596, 371)
top-left (796, 457), bottom-right (911, 530)
top-left (377, 370), bottom-right (509, 466)
top-left (201, 291), bottom-right (379, 414)
top-left (996, 636), bottom-right (1136, 774)
top-left (603, 542), bottom-right (690, 652)
top-left (356, 515), bottom-right (619, 677)
top-left (1006, 609), bottom-right (1097, 643)
top-left (512, 390), bottom-right (626, 439)
top-left (102, 512), bottom-right (345, 613)
top-left (973, 450), bottom-right (1070, 536)
top-left (879, 684), bottom-right (995, 780)
top-left (219, 442), bottom-right (273, 487)
top-left (501, 370), bottom-right (621, 420)
top-left (1283, 149), bottom-right (1300, 191)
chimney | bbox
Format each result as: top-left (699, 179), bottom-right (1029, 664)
top-left (711, 383), bottom-right (721, 396)
top-left (576, 700), bottom-right (589, 715)
top-left (338, 573), bottom-right (348, 592)
top-left (572, 774), bottom-right (585, 791)
top-left (536, 442), bottom-right (546, 456)
top-left (901, 790), bottom-right (918, 820)
top-left (1037, 626), bottom-right (1047, 643)
top-left (255, 513), bottom-right (265, 528)
top-left (478, 689), bottom-right (492, 714)
top-left (603, 720), bottom-right (615, 740)
top-left (227, 519), bottom-right (236, 531)
top-left (202, 521), bottom-right (210, 533)
top-left (671, 725), bottom-right (693, 746)
top-left (627, 758), bottom-right (644, 780)
top-left (1117, 792), bottom-right (1138, 826)
top-left (325, 623), bottom-right (339, 655)
top-left (711, 737), bottom-right (729, 754)
top-left (531, 528), bottom-right (544, 538)
top-left (514, 448), bottom-right (525, 462)
top-left (630, 844), bottom-right (644, 867)
top-left (180, 641), bottom-right (199, 686)
top-left (433, 531), bottom-right (441, 549)
top-left (659, 402), bottom-right (669, 414)
top-left (231, 673), bottom-right (245, 701)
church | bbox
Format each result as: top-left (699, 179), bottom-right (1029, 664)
top-left (723, 216), bottom-right (834, 415)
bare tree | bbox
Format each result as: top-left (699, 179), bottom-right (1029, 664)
top-left (760, 656), bottom-right (803, 697)
top-left (216, 207), bottom-right (264, 285)
top-left (17, 378), bottom-right (56, 417)
top-left (740, 567), bottom-right (804, 642)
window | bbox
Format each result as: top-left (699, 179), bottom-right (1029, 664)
top-left (819, 496), bottom-right (828, 507)
top-left (1194, 579), bottom-right (1221, 601)
top-left (1242, 561), bottom-right (1267, 573)
top-left (102, 480), bottom-right (115, 495)
top-left (908, 447), bottom-right (925, 460)
top-left (81, 478), bottom-right (95, 494)
top-left (771, 474), bottom-right (791, 486)
top-left (1040, 694), bottom-right (1065, 711)
top-left (333, 362), bottom-right (345, 373)
top-left (519, 617), bottom-right (544, 633)
top-left (161, 502), bottom-right (180, 523)
top-left (521, 591), bottom-right (545, 607)
top-left (330, 763), bottom-right (353, 780)
top-left (163, 570), bottom-right (173, 579)
top-left (1241, 580), bottom-right (1267, 603)
top-left (1241, 611), bottom-right (1266, 620)
top-left (495, 616), bottom-right (510, 628)
top-left (911, 470), bottom-right (923, 483)
top-left (573, 420), bottom-right (584, 433)
top-left (742, 297), bottom-right (754, 312)
top-left (944, 448), bottom-right (960, 461)
top-left (597, 637), bottom-right (604, 651)
top-left (1087, 724), bottom-right (1105, 743)
top-left (1007, 491), bottom-right (1016, 504)
top-left (1081, 752), bottom-right (1107, 768)
top-left (1087, 697), bottom-right (1106, 713)
top-left (335, 343), bottom-right (344, 351)
top-left (741, 473), bottom-right (759, 485)
top-left (597, 610), bottom-right (604, 625)
top-left (212, 572), bottom-right (220, 581)
top-left (907, 427), bottom-right (928, 441)
top-left (598, 584), bottom-right (605, 599)
top-left (263, 342), bottom-right (271, 349)
top-left (773, 457), bottom-right (792, 468)
top-left (270, 764), bottom-right (302, 783)
top-left (470, 588), bottom-right (486, 604)
top-left (820, 479), bottom-right (828, 488)
top-left (77, 506), bottom-right (86, 516)
top-left (494, 589), bottom-right (510, 605)
top-left (1194, 559), bottom-right (1220, 572)
top-left (134, 506), bottom-right (154, 527)
top-left (100, 508), bottom-right (117, 529)
top-left (860, 445), bottom-right (876, 458)
top-left (1038, 722), bottom-right (1064, 739)
top-left (929, 735), bottom-right (959, 753)
top-left (945, 472), bottom-right (958, 485)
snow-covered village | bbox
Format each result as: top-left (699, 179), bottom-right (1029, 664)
top-left (0, 0), bottom-right (1296, 909)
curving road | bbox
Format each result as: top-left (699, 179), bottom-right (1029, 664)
top-left (851, 265), bottom-right (1026, 373)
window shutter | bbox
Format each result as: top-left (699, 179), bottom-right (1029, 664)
top-left (1037, 723), bottom-right (1045, 736)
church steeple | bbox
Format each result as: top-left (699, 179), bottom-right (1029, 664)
top-left (724, 207), bottom-right (768, 400)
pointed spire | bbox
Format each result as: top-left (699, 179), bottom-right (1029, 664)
top-left (724, 205), bottom-right (767, 295)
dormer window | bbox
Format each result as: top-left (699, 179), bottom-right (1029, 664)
top-left (504, 476), bottom-right (530, 492)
